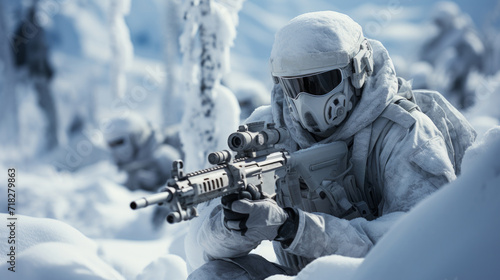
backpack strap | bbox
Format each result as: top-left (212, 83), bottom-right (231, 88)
top-left (350, 117), bottom-right (393, 220)
top-left (393, 96), bottom-right (420, 113)
top-left (393, 77), bottom-right (421, 113)
top-left (350, 78), bottom-right (420, 219)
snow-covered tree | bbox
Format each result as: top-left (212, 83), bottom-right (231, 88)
top-left (0, 1), bottom-right (19, 149)
top-left (162, 0), bottom-right (183, 128)
top-left (10, 1), bottom-right (59, 151)
top-left (108, 0), bottom-right (133, 99)
top-left (179, 0), bottom-right (243, 171)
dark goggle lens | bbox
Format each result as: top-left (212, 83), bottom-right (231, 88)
top-left (108, 138), bottom-right (125, 147)
top-left (278, 69), bottom-right (343, 99)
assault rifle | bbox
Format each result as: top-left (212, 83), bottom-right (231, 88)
top-left (130, 121), bottom-right (350, 224)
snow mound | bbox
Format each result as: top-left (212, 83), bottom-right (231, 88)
top-left (0, 214), bottom-right (97, 255)
top-left (95, 224), bottom-right (188, 279)
top-left (351, 126), bottom-right (500, 280)
top-left (294, 255), bottom-right (362, 280)
top-left (0, 214), bottom-right (123, 280)
top-left (136, 254), bottom-right (188, 280)
top-left (2, 242), bottom-right (124, 280)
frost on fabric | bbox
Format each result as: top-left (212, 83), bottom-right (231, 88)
top-left (270, 11), bottom-right (363, 76)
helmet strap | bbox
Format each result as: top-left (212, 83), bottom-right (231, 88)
top-left (351, 38), bottom-right (374, 89)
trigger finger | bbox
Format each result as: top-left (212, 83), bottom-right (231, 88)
top-left (246, 184), bottom-right (261, 200)
top-left (238, 191), bottom-right (252, 200)
top-left (223, 209), bottom-right (246, 220)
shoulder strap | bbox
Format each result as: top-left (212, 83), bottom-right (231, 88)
top-left (393, 96), bottom-right (420, 113)
top-left (349, 78), bottom-right (420, 219)
top-left (351, 125), bottom-right (372, 195)
top-left (393, 77), bottom-right (421, 113)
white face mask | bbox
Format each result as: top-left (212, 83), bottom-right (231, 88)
top-left (280, 69), bottom-right (354, 135)
top-left (107, 135), bottom-right (135, 164)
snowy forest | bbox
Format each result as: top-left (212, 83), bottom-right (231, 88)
top-left (0, 0), bottom-right (500, 279)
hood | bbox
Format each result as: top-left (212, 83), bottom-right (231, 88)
top-left (272, 39), bottom-right (399, 149)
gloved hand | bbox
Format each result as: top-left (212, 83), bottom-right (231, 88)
top-left (222, 186), bottom-right (288, 242)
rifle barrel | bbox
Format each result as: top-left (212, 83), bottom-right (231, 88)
top-left (130, 191), bottom-right (172, 210)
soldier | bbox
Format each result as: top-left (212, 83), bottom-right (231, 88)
top-left (104, 113), bottom-right (181, 192)
top-left (188, 11), bottom-right (474, 279)
top-left (420, 1), bottom-right (485, 109)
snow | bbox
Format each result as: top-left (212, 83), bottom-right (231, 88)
top-left (287, 255), bottom-right (362, 280)
top-left (1, 242), bottom-right (124, 280)
top-left (0, 214), bottom-right (123, 279)
top-left (0, 0), bottom-right (499, 279)
top-left (136, 254), bottom-right (188, 280)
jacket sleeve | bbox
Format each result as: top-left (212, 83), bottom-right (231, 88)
top-left (281, 109), bottom-right (456, 259)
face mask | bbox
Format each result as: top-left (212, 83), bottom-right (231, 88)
top-left (279, 68), bottom-right (354, 135)
top-left (107, 135), bottom-right (135, 164)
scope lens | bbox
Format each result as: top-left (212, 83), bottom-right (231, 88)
top-left (232, 136), bottom-right (242, 148)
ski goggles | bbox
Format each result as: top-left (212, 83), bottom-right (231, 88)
top-left (108, 138), bottom-right (125, 148)
top-left (276, 68), bottom-right (345, 99)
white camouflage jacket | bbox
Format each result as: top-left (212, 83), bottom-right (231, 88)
top-left (195, 40), bottom-right (457, 272)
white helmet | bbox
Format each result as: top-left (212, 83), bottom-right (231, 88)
top-left (431, 1), bottom-right (461, 30)
top-left (104, 113), bottom-right (153, 164)
top-left (270, 11), bottom-right (373, 135)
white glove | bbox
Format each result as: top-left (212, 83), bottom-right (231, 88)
top-left (223, 195), bottom-right (288, 242)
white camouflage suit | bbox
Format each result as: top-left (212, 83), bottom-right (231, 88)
top-left (189, 11), bottom-right (460, 279)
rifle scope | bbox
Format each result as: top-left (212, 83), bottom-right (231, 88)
top-left (227, 123), bottom-right (287, 153)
